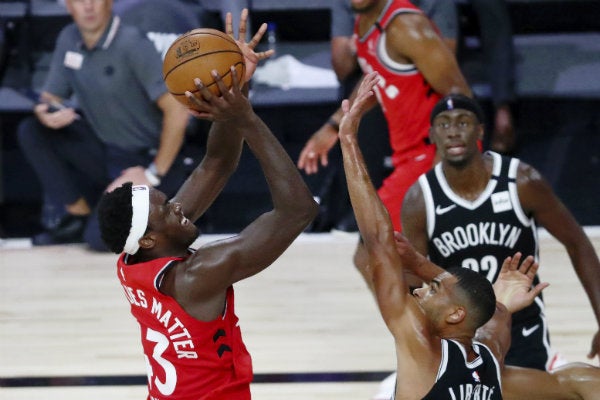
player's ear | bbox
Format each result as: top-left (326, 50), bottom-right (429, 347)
top-left (138, 232), bottom-right (158, 251)
top-left (446, 306), bottom-right (466, 324)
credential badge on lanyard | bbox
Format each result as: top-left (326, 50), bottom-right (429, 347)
top-left (64, 51), bottom-right (84, 70)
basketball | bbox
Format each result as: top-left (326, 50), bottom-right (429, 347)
top-left (162, 28), bottom-right (246, 110)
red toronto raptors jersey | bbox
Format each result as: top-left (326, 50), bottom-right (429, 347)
top-left (117, 253), bottom-right (253, 400)
top-left (354, 0), bottom-right (441, 165)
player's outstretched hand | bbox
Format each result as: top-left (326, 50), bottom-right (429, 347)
top-left (493, 252), bottom-right (549, 313)
top-left (297, 124), bottom-right (338, 175)
top-left (226, 8), bottom-right (272, 83)
top-left (297, 73), bottom-right (379, 175)
top-left (338, 72), bottom-right (380, 142)
top-left (185, 67), bottom-right (251, 122)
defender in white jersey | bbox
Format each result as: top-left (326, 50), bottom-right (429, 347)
top-left (402, 94), bottom-right (600, 370)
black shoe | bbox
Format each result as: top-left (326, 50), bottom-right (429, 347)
top-left (32, 214), bottom-right (88, 245)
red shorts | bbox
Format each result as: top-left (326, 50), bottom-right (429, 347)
top-left (377, 145), bottom-right (436, 232)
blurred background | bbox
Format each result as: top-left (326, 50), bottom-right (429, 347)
top-left (0, 0), bottom-right (599, 239)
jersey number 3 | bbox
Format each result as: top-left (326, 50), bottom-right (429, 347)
top-left (144, 328), bottom-right (177, 395)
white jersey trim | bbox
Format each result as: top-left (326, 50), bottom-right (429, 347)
top-left (356, 2), bottom-right (420, 74)
top-left (357, 0), bottom-right (394, 43)
top-left (534, 296), bottom-right (553, 367)
top-left (436, 338), bottom-right (450, 381)
top-left (419, 174), bottom-right (436, 238)
top-left (533, 219), bottom-right (540, 263)
top-left (507, 157), bottom-right (533, 227)
top-left (154, 260), bottom-right (176, 290)
top-left (433, 153), bottom-right (500, 210)
top-left (475, 341), bottom-right (503, 391)
top-left (377, 31), bottom-right (418, 74)
top-left (450, 339), bottom-right (483, 369)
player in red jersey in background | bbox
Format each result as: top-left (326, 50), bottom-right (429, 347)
top-left (298, 0), bottom-right (471, 296)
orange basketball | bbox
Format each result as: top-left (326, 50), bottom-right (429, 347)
top-left (162, 28), bottom-right (246, 110)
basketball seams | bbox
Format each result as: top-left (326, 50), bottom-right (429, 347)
top-left (168, 62), bottom-right (245, 96)
top-left (163, 28), bottom-right (245, 107)
top-left (177, 29), bottom-right (238, 48)
top-left (163, 50), bottom-right (243, 81)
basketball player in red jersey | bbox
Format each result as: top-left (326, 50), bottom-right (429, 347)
top-left (97, 11), bottom-right (318, 400)
top-left (298, 0), bottom-right (472, 290)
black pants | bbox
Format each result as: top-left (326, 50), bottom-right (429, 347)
top-left (17, 117), bottom-right (191, 251)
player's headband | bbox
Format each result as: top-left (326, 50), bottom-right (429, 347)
top-left (123, 185), bottom-right (150, 255)
top-left (430, 94), bottom-right (484, 124)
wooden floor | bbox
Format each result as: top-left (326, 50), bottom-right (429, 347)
top-left (1, 229), bottom-right (599, 399)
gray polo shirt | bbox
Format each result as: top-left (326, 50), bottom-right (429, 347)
top-left (44, 16), bottom-right (167, 150)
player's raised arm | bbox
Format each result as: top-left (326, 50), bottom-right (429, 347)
top-left (171, 8), bottom-right (271, 220)
top-left (339, 72), bottom-right (409, 321)
top-left (176, 68), bottom-right (318, 300)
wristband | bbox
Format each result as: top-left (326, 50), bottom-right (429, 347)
top-left (326, 117), bottom-right (340, 131)
top-left (145, 162), bottom-right (162, 186)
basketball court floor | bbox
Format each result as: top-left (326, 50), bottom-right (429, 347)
top-left (1, 229), bottom-right (599, 399)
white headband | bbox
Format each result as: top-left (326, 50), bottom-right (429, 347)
top-left (123, 185), bottom-right (150, 254)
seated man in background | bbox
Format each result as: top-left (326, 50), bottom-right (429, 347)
top-left (18, 0), bottom-right (191, 250)
top-left (114, 0), bottom-right (204, 58)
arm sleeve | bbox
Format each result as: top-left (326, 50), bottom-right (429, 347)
top-left (125, 28), bottom-right (168, 103)
top-left (415, 0), bottom-right (459, 41)
top-left (330, 0), bottom-right (355, 38)
top-left (42, 25), bottom-right (76, 99)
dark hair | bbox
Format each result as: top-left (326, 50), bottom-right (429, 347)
top-left (447, 267), bottom-right (496, 329)
top-left (97, 182), bottom-right (134, 254)
top-left (430, 94), bottom-right (485, 124)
